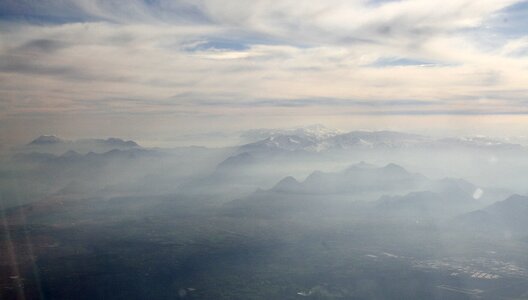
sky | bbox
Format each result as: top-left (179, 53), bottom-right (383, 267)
top-left (1, 0), bottom-right (528, 146)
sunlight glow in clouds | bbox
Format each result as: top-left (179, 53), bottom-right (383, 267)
top-left (1, 0), bottom-right (528, 144)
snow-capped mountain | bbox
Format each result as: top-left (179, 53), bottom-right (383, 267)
top-left (239, 134), bottom-right (317, 152)
top-left (319, 131), bottom-right (430, 150)
top-left (241, 124), bottom-right (342, 143)
top-left (238, 126), bottom-right (523, 153)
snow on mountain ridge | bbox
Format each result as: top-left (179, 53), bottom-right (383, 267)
top-left (239, 127), bottom-right (523, 153)
top-left (241, 124), bottom-right (342, 143)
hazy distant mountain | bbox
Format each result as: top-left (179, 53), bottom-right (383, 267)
top-left (24, 135), bottom-right (140, 154)
top-left (271, 176), bottom-right (303, 193)
top-left (270, 163), bottom-right (427, 195)
top-left (181, 150), bottom-right (291, 198)
top-left (15, 148), bottom-right (155, 165)
top-left (376, 189), bottom-right (477, 219)
top-left (225, 162), bottom-right (488, 220)
top-left (454, 194), bottom-right (528, 236)
top-left (95, 137), bottom-right (139, 148)
top-left (29, 135), bottom-right (63, 145)
top-left (427, 178), bottom-right (477, 196)
top-left (215, 152), bottom-right (256, 173)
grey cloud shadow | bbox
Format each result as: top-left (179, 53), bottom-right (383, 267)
top-left (18, 39), bottom-right (69, 53)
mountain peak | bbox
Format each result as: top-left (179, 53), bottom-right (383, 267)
top-left (345, 161), bottom-right (377, 171)
top-left (240, 125), bottom-right (341, 146)
top-left (103, 138), bottom-right (139, 147)
top-left (29, 135), bottom-right (63, 145)
top-left (383, 163), bottom-right (407, 173)
top-left (272, 176), bottom-right (302, 192)
top-left (216, 152), bottom-right (255, 171)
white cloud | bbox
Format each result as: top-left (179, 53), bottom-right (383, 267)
top-left (0, 0), bottom-right (528, 143)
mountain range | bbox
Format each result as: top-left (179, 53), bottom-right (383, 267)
top-left (271, 162), bottom-right (427, 195)
top-left (238, 126), bottom-right (523, 153)
top-left (222, 162), bottom-right (501, 222)
top-left (23, 135), bottom-right (141, 154)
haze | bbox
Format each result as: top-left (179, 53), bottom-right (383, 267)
top-left (1, 1), bottom-right (528, 300)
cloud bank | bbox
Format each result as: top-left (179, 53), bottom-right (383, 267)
top-left (1, 0), bottom-right (528, 144)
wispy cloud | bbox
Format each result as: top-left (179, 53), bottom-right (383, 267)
top-left (0, 0), bottom-right (527, 142)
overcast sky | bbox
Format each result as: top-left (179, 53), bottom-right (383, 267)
top-left (1, 0), bottom-right (528, 146)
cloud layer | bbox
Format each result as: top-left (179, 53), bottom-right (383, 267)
top-left (1, 0), bottom-right (528, 144)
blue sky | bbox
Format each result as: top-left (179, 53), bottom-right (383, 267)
top-left (1, 0), bottom-right (528, 145)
